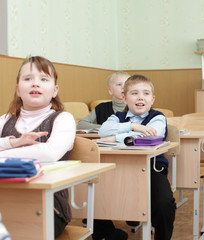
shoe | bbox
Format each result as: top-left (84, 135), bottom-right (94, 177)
top-left (105, 228), bottom-right (128, 240)
top-left (82, 218), bottom-right (87, 224)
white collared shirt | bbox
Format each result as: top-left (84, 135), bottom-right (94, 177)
top-left (98, 110), bottom-right (166, 142)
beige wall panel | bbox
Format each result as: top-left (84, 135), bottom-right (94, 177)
top-left (0, 55), bottom-right (202, 116)
top-left (0, 55), bottom-right (22, 115)
top-left (54, 63), bottom-right (113, 106)
top-left (126, 69), bottom-right (202, 116)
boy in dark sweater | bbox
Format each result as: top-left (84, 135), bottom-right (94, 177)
top-left (77, 71), bottom-right (130, 130)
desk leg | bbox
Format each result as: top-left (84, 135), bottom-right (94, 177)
top-left (193, 188), bottom-right (199, 240)
top-left (45, 190), bottom-right (54, 240)
top-left (86, 183), bottom-right (95, 235)
top-left (201, 177), bottom-right (204, 240)
top-left (142, 158), bottom-right (151, 240)
top-left (201, 178), bottom-right (204, 234)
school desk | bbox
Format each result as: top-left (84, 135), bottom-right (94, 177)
top-left (71, 142), bottom-right (178, 240)
top-left (177, 132), bottom-right (204, 240)
top-left (0, 162), bottom-right (115, 240)
top-left (76, 133), bottom-right (99, 139)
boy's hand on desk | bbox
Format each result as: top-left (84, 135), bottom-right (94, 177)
top-left (97, 136), bottom-right (116, 142)
top-left (131, 123), bottom-right (157, 136)
top-left (9, 131), bottom-right (48, 148)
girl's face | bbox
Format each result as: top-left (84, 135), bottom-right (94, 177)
top-left (123, 82), bottom-right (155, 115)
top-left (108, 75), bottom-right (128, 102)
top-left (17, 63), bottom-right (59, 111)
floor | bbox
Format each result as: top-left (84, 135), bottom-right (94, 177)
top-left (70, 189), bottom-right (204, 239)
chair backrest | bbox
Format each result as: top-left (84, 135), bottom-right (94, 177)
top-left (167, 117), bottom-right (183, 130)
top-left (56, 137), bottom-right (100, 240)
top-left (165, 124), bottom-right (180, 156)
top-left (63, 102), bottom-right (89, 124)
top-left (167, 116), bottom-right (204, 132)
top-left (182, 118), bottom-right (204, 131)
top-left (70, 136), bottom-right (100, 163)
top-left (90, 99), bottom-right (110, 111)
top-left (154, 108), bottom-right (174, 117)
top-left (182, 112), bottom-right (204, 119)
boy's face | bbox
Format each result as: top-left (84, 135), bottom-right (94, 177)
top-left (123, 82), bottom-right (155, 115)
top-left (108, 75), bottom-right (128, 101)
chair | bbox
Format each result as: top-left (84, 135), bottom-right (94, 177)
top-left (56, 136), bottom-right (100, 240)
top-left (70, 136), bottom-right (99, 163)
top-left (165, 124), bottom-right (180, 191)
top-left (63, 102), bottom-right (90, 124)
top-left (182, 112), bottom-right (204, 118)
top-left (89, 99), bottom-right (110, 111)
top-left (167, 117), bottom-right (204, 209)
top-left (154, 108), bottom-right (174, 117)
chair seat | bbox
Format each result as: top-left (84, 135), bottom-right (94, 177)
top-left (56, 225), bottom-right (90, 240)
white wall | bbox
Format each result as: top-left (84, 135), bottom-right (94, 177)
top-left (6, 0), bottom-right (204, 70)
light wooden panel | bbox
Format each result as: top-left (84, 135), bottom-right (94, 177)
top-left (127, 69), bottom-right (202, 116)
top-left (195, 89), bottom-right (204, 112)
top-left (0, 55), bottom-right (201, 116)
top-left (176, 138), bottom-right (200, 189)
top-left (0, 188), bottom-right (46, 240)
top-left (0, 55), bottom-right (22, 115)
top-left (54, 63), bottom-right (112, 107)
top-left (71, 154), bottom-right (149, 221)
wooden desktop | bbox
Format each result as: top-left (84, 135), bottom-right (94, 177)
top-left (0, 162), bottom-right (115, 240)
top-left (71, 143), bottom-right (178, 240)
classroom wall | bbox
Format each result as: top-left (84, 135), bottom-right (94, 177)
top-left (0, 55), bottom-right (201, 117)
top-left (6, 0), bottom-right (204, 70)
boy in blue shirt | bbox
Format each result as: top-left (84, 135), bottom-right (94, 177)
top-left (99, 74), bottom-right (176, 240)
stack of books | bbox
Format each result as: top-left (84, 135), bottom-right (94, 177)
top-left (0, 158), bottom-right (44, 182)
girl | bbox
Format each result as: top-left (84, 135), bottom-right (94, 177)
top-left (0, 56), bottom-right (76, 237)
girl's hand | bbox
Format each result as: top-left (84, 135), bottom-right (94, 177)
top-left (97, 136), bottom-right (116, 142)
top-left (131, 123), bottom-right (157, 136)
top-left (9, 131), bottom-right (48, 148)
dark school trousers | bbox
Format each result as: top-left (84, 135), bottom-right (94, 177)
top-left (151, 162), bottom-right (176, 240)
top-left (54, 212), bottom-right (68, 238)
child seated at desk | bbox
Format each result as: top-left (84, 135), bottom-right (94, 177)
top-left (0, 56), bottom-right (76, 238)
top-left (77, 71), bottom-right (130, 130)
top-left (99, 74), bottom-right (176, 240)
top-left (78, 71), bottom-right (135, 240)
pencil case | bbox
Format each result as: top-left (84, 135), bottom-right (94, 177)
top-left (133, 136), bottom-right (164, 146)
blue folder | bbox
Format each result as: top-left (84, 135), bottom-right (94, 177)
top-left (0, 158), bottom-right (38, 178)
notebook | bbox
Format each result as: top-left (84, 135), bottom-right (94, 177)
top-left (76, 128), bottom-right (99, 134)
top-left (113, 141), bottom-right (170, 151)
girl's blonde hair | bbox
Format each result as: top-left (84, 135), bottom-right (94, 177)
top-left (8, 56), bottom-right (64, 117)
